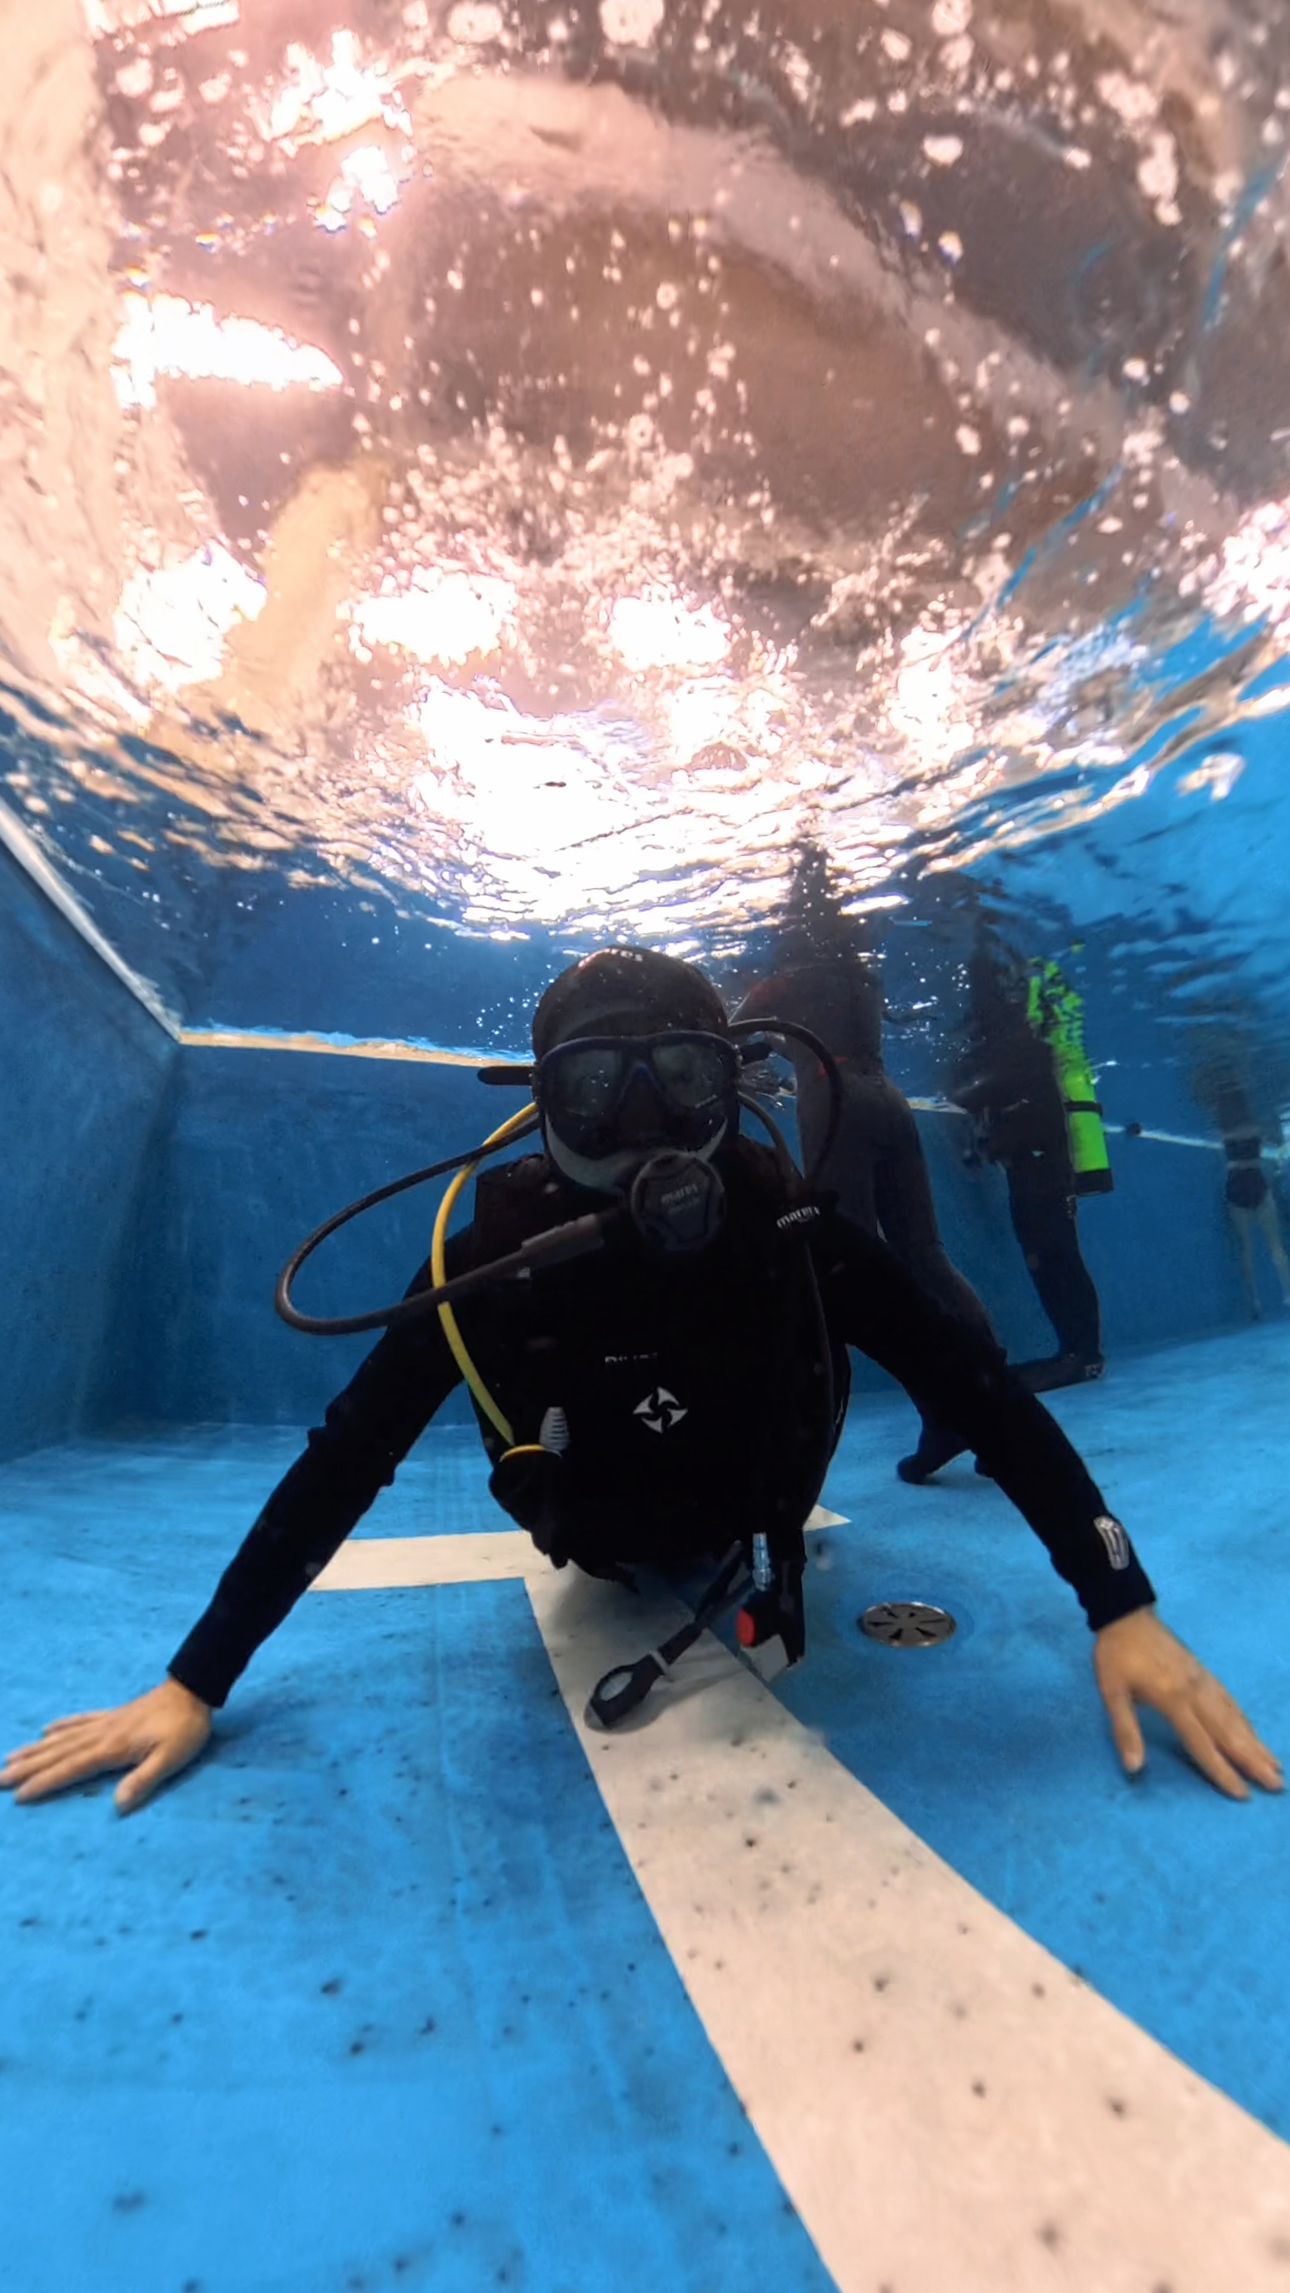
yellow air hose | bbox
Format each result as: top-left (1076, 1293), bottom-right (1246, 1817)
top-left (430, 1103), bottom-right (538, 1446)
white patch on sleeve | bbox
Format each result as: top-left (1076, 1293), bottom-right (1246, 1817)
top-left (1094, 1513), bottom-right (1132, 1570)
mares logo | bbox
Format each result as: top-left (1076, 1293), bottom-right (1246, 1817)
top-left (776, 1205), bottom-right (820, 1231)
top-left (634, 1387), bottom-right (688, 1434)
top-left (1093, 1513), bottom-right (1131, 1571)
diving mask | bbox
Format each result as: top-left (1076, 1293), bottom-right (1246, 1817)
top-left (534, 1030), bottom-right (740, 1188)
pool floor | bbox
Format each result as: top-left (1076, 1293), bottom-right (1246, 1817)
top-left (4, 1319), bottom-right (1290, 2292)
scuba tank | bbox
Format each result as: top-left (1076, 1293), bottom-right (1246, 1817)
top-left (1027, 960), bottom-right (1113, 1196)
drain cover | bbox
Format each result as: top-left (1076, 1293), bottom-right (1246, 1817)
top-left (859, 1601), bottom-right (957, 1648)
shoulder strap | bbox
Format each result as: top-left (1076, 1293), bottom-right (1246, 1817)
top-left (471, 1154), bottom-right (578, 1255)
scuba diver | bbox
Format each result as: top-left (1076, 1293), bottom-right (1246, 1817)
top-left (2, 949), bottom-right (1280, 1812)
top-left (1189, 1040), bottom-right (1290, 1321)
top-left (1215, 1084), bottom-right (1290, 1320)
top-left (952, 932), bottom-right (1108, 1392)
top-left (732, 848), bottom-right (1000, 1487)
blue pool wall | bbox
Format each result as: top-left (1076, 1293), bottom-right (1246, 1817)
top-left (0, 851), bottom-right (1280, 1458)
top-left (103, 1044), bottom-right (488, 1432)
top-left (0, 837), bottom-right (176, 1461)
top-left (101, 1037), bottom-right (1261, 1439)
top-left (912, 1093), bottom-right (1260, 1358)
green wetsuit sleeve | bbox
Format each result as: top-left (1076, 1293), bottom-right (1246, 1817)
top-left (167, 1244), bottom-right (468, 1708)
top-left (812, 1212), bottom-right (1156, 1631)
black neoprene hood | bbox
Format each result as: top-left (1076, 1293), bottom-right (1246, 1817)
top-left (531, 948), bottom-right (731, 1058)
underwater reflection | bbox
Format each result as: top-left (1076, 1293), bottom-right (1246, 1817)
top-left (1, 0), bottom-right (1290, 974)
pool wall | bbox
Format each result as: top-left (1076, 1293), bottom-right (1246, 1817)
top-left (0, 853), bottom-right (1275, 1457)
top-left (0, 836), bottom-right (175, 1461)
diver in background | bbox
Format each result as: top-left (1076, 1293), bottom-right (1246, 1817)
top-left (733, 848), bottom-right (999, 1483)
top-left (2, 948), bottom-right (1279, 1815)
top-left (1215, 1084), bottom-right (1290, 1318)
top-left (952, 930), bottom-right (1107, 1391)
top-left (1189, 1038), bottom-right (1290, 1321)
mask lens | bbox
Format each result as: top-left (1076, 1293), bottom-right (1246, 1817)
top-left (650, 1039), bottom-right (731, 1111)
top-left (549, 1044), bottom-right (627, 1120)
top-left (538, 1032), bottom-right (736, 1171)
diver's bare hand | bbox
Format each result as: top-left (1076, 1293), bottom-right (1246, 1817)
top-left (1094, 1608), bottom-right (1283, 1800)
top-left (1, 1680), bottom-right (213, 1813)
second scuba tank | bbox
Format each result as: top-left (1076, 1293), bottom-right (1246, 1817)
top-left (1027, 960), bottom-right (1113, 1196)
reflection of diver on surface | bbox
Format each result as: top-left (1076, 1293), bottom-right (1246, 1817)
top-left (953, 934), bottom-right (1109, 1392)
top-left (733, 852), bottom-right (999, 1484)
top-left (12, 946), bottom-right (1281, 1812)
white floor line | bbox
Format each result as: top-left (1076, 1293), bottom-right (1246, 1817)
top-left (307, 1506), bottom-right (848, 1593)
top-left (526, 1567), bottom-right (1290, 2293)
top-left (308, 1529), bottom-right (550, 1590)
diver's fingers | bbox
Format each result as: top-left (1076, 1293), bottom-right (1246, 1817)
top-left (1098, 1678), bottom-right (1146, 1777)
top-left (3, 1682), bottom-right (212, 1809)
top-left (1162, 1696), bottom-right (1250, 1801)
top-left (1195, 1678), bottom-right (1283, 1791)
top-left (3, 1713), bottom-right (110, 1763)
top-left (2, 1716), bottom-right (117, 1785)
top-left (115, 1735), bottom-right (205, 1815)
top-left (5, 1733), bottom-right (139, 1802)
top-left (1212, 1715), bottom-right (1284, 1793)
top-left (1168, 1676), bottom-right (1282, 1795)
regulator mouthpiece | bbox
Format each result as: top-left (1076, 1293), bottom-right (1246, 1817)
top-left (627, 1151), bottom-right (727, 1254)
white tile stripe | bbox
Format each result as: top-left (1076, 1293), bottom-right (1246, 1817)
top-left (527, 1568), bottom-right (1290, 2293)
top-left (310, 1528), bottom-right (553, 1590)
top-left (310, 1513), bottom-right (1290, 2288)
top-left (307, 1507), bottom-right (848, 1591)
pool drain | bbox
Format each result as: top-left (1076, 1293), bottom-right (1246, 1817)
top-left (859, 1601), bottom-right (957, 1648)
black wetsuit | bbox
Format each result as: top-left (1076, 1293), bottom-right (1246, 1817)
top-left (954, 1022), bottom-right (1103, 1372)
top-left (1224, 1141), bottom-right (1269, 1213)
top-left (737, 965), bottom-right (994, 1341)
top-left (1217, 1090), bottom-right (1271, 1214)
top-left (168, 1138), bottom-right (1153, 1711)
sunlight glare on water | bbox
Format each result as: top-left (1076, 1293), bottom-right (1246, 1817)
top-left (2, 0), bottom-right (1290, 1050)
